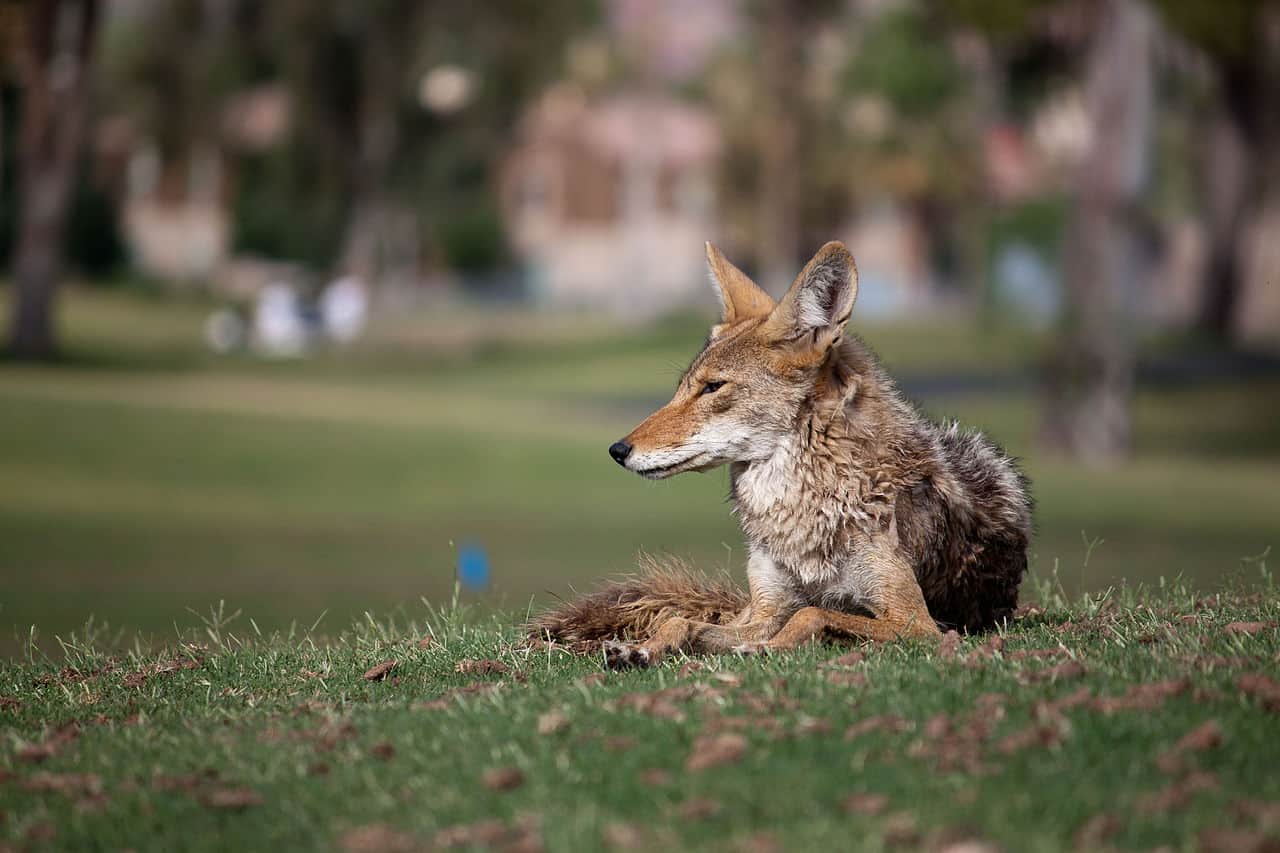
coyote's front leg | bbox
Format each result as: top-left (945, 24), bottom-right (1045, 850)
top-left (752, 550), bottom-right (940, 650)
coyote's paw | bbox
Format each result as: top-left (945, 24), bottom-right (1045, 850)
top-left (603, 640), bottom-right (653, 670)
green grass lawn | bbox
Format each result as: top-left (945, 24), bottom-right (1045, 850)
top-left (1, 587), bottom-right (1278, 851)
top-left (0, 286), bottom-right (1278, 656)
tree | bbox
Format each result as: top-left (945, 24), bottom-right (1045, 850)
top-left (1042, 0), bottom-right (1154, 462)
top-left (7, 0), bottom-right (101, 360)
top-left (1155, 0), bottom-right (1280, 341)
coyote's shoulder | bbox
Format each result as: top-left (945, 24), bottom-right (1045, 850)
top-left (533, 242), bottom-right (1032, 666)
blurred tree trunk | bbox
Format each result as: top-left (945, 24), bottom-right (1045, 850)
top-left (1194, 9), bottom-right (1280, 342)
top-left (755, 0), bottom-right (803, 290)
top-left (1042, 0), bottom-right (1153, 463)
top-left (338, 1), bottom-right (421, 287)
top-left (1197, 103), bottom-right (1250, 341)
top-left (8, 0), bottom-right (99, 360)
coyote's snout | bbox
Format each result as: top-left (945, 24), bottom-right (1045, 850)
top-left (536, 241), bottom-right (1032, 668)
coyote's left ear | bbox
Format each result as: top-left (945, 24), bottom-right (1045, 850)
top-left (706, 242), bottom-right (775, 325)
top-left (763, 241), bottom-right (858, 356)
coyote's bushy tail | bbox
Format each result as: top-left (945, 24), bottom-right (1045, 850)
top-left (527, 556), bottom-right (747, 652)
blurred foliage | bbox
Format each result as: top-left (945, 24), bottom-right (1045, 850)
top-left (844, 6), bottom-right (961, 118)
top-left (99, 0), bottom-right (597, 278)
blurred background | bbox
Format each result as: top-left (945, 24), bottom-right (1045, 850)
top-left (1, 0), bottom-right (1277, 655)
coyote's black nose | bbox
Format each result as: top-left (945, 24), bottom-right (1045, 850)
top-left (608, 440), bottom-right (633, 465)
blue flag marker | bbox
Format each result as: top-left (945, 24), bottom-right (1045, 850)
top-left (458, 543), bottom-right (491, 591)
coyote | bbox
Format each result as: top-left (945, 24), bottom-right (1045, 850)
top-left (532, 242), bottom-right (1032, 668)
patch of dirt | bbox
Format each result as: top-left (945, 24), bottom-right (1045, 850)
top-left (414, 682), bottom-right (505, 710)
top-left (22, 772), bottom-right (103, 799)
top-left (1175, 720), bottom-right (1224, 753)
top-left (1033, 686), bottom-right (1093, 721)
top-left (1007, 648), bottom-right (1069, 661)
top-left (996, 721), bottom-right (1066, 755)
top-left (362, 660), bottom-right (397, 682)
top-left (938, 631), bottom-right (962, 660)
top-left (638, 768), bottom-right (671, 786)
top-left (1230, 800), bottom-right (1280, 830)
top-left (0, 696), bottom-right (20, 711)
top-left (1072, 813), bottom-right (1121, 849)
top-left (1225, 621), bottom-right (1276, 636)
top-left (1137, 770), bottom-right (1218, 814)
top-left (536, 711), bottom-right (569, 736)
top-left (1093, 679), bottom-right (1189, 714)
top-left (842, 792), bottom-right (891, 816)
top-left (825, 671), bottom-right (868, 687)
top-left (845, 715), bottom-right (912, 741)
top-left (1019, 660), bottom-right (1086, 685)
top-left (455, 659), bottom-right (511, 676)
top-left (829, 649), bottom-right (870, 667)
top-left (880, 812), bottom-right (920, 848)
top-left (152, 769), bottom-right (219, 792)
top-left (686, 733), bottom-right (748, 771)
top-left (602, 822), bottom-right (647, 849)
top-left (1237, 673), bottom-right (1280, 712)
top-left (370, 742), bottom-right (395, 761)
top-left (16, 722), bottom-right (80, 763)
top-left (1196, 828), bottom-right (1280, 853)
top-left (677, 661), bottom-right (704, 678)
top-left (432, 815), bottom-right (541, 851)
top-left (124, 655), bottom-right (201, 689)
top-left (482, 767), bottom-right (525, 792)
top-left (340, 824), bottom-right (423, 853)
top-left (200, 787), bottom-right (263, 809)
top-left (795, 716), bottom-right (833, 736)
top-left (677, 797), bottom-right (722, 820)
top-left (602, 736), bottom-right (637, 753)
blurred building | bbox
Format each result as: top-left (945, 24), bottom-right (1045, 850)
top-left (501, 85), bottom-right (721, 316)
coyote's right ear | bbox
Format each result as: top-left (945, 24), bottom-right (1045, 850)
top-left (705, 242), bottom-right (775, 325)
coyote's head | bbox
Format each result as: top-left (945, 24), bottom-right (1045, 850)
top-left (609, 241), bottom-right (858, 479)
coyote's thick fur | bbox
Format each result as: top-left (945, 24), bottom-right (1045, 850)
top-left (530, 242), bottom-right (1032, 667)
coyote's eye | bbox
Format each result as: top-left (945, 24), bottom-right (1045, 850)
top-left (700, 380), bottom-right (727, 396)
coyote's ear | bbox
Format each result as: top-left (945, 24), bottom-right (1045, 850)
top-left (763, 241), bottom-right (858, 356)
top-left (706, 242), bottom-right (775, 325)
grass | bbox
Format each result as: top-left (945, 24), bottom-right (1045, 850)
top-left (1, 583), bottom-right (1278, 851)
top-left (1, 285), bottom-right (1278, 655)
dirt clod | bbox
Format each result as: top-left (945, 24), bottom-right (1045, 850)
top-left (686, 733), bottom-right (747, 771)
top-left (201, 787), bottom-right (262, 809)
top-left (456, 659), bottom-right (511, 676)
top-left (340, 824), bottom-right (421, 853)
top-left (536, 711), bottom-right (569, 736)
top-left (1225, 622), bottom-right (1275, 636)
top-left (362, 660), bottom-right (397, 682)
top-left (482, 766), bottom-right (525, 792)
top-left (677, 797), bottom-right (722, 820)
top-left (1197, 827), bottom-right (1280, 853)
top-left (1237, 673), bottom-right (1280, 712)
top-left (1073, 813), bottom-right (1121, 849)
top-left (842, 792), bottom-right (890, 816)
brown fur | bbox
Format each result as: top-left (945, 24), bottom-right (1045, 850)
top-left (530, 242), bottom-right (1032, 666)
top-left (527, 557), bottom-right (747, 653)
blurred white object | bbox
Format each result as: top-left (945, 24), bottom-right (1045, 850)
top-left (419, 65), bottom-right (475, 114)
top-left (205, 309), bottom-right (246, 354)
top-left (320, 276), bottom-right (369, 344)
top-left (254, 282), bottom-right (307, 357)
